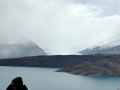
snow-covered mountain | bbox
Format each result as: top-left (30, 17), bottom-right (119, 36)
top-left (0, 42), bottom-right (46, 59)
top-left (80, 39), bottom-right (120, 55)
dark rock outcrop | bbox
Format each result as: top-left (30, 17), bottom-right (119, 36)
top-left (7, 77), bottom-right (28, 90)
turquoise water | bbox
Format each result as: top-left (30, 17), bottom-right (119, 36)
top-left (0, 66), bottom-right (120, 90)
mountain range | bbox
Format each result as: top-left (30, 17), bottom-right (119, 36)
top-left (0, 42), bottom-right (46, 59)
top-left (80, 39), bottom-right (120, 55)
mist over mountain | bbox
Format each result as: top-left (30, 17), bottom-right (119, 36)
top-left (80, 39), bottom-right (120, 55)
top-left (0, 42), bottom-right (46, 59)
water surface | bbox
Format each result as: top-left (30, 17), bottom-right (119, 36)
top-left (0, 66), bottom-right (120, 90)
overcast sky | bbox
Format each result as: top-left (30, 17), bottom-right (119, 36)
top-left (0, 0), bottom-right (120, 54)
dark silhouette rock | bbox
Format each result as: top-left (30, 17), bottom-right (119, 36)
top-left (7, 77), bottom-right (28, 90)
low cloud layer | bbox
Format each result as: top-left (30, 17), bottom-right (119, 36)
top-left (70, 0), bottom-right (120, 16)
top-left (0, 0), bottom-right (120, 54)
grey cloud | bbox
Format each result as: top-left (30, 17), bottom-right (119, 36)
top-left (0, 0), bottom-right (120, 54)
top-left (0, 0), bottom-right (31, 43)
top-left (69, 0), bottom-right (120, 16)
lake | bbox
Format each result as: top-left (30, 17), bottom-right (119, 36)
top-left (0, 66), bottom-right (120, 90)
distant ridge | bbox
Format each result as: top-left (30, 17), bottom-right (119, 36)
top-left (80, 39), bottom-right (120, 55)
top-left (80, 45), bottom-right (120, 55)
top-left (0, 42), bottom-right (46, 59)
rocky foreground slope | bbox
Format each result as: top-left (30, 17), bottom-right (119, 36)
top-left (59, 55), bottom-right (120, 76)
